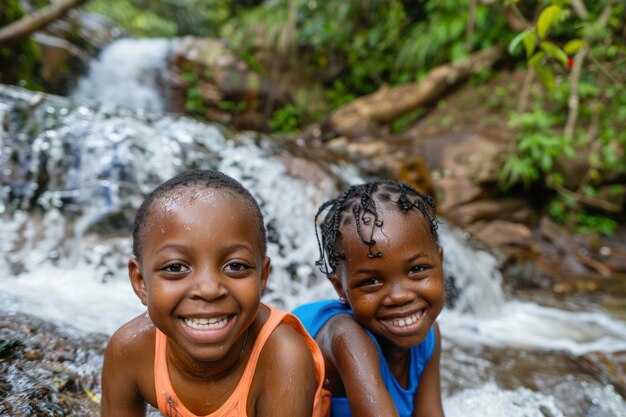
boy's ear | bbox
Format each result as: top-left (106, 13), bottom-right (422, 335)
top-left (260, 256), bottom-right (271, 293)
top-left (128, 258), bottom-right (148, 306)
top-left (328, 275), bottom-right (346, 300)
top-left (438, 244), bottom-right (444, 260)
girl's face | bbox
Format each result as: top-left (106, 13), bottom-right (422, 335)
top-left (129, 188), bottom-right (269, 365)
top-left (332, 202), bottom-right (445, 351)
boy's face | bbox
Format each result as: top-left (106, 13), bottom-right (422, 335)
top-left (331, 202), bottom-right (445, 350)
top-left (129, 188), bottom-right (269, 363)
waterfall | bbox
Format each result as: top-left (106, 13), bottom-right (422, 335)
top-left (71, 38), bottom-right (176, 112)
top-left (1, 37), bottom-right (625, 416)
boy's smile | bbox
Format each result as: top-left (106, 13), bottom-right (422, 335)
top-left (129, 188), bottom-right (270, 369)
top-left (333, 201), bottom-right (445, 353)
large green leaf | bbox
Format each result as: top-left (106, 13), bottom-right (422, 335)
top-left (564, 39), bottom-right (584, 55)
top-left (537, 5), bottom-right (562, 39)
top-left (509, 29), bottom-right (529, 55)
top-left (533, 61), bottom-right (555, 91)
top-left (540, 41), bottom-right (568, 65)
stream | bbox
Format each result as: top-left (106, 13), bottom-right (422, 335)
top-left (1, 38), bottom-right (625, 417)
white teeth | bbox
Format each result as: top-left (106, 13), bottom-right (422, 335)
top-left (184, 316), bottom-right (229, 329)
top-left (388, 310), bottom-right (424, 327)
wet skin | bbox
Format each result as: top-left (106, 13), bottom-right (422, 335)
top-left (330, 200), bottom-right (445, 363)
top-left (129, 188), bottom-right (270, 378)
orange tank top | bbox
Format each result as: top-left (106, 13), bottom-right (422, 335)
top-left (154, 303), bottom-right (330, 417)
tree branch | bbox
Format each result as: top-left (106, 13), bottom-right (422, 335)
top-left (0, 0), bottom-right (89, 46)
top-left (327, 45), bottom-right (504, 138)
top-left (554, 183), bottom-right (622, 213)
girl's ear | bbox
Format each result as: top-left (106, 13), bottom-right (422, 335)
top-left (328, 275), bottom-right (347, 300)
top-left (438, 244), bottom-right (444, 260)
top-left (128, 258), bottom-right (148, 306)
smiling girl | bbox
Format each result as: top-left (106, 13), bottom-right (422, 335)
top-left (100, 169), bottom-right (328, 417)
top-left (294, 180), bottom-right (446, 417)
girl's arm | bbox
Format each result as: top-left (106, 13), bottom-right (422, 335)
top-left (318, 314), bottom-right (400, 417)
top-left (412, 321), bottom-right (445, 417)
top-left (100, 321), bottom-right (149, 417)
top-left (254, 323), bottom-right (318, 417)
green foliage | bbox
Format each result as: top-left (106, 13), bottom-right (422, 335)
top-left (0, 0), bottom-right (43, 90)
top-left (218, 100), bottom-right (248, 113)
top-left (87, 0), bottom-right (235, 37)
top-left (548, 199), bottom-right (618, 236)
top-left (180, 70), bottom-right (206, 115)
top-left (223, 0), bottom-right (516, 128)
top-left (227, 2), bottom-right (435, 93)
top-left (502, 0), bottom-right (626, 235)
top-left (499, 106), bottom-right (573, 190)
top-left (269, 104), bottom-right (301, 134)
top-left (324, 80), bottom-right (357, 111)
top-left (397, 0), bottom-right (509, 72)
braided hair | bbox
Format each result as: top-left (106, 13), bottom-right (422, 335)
top-left (132, 169), bottom-right (266, 263)
top-left (315, 180), bottom-right (439, 277)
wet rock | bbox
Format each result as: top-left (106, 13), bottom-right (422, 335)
top-left (580, 351), bottom-right (626, 398)
top-left (467, 220), bottom-right (533, 250)
top-left (0, 311), bottom-right (107, 416)
top-left (33, 33), bottom-right (89, 91)
top-left (441, 341), bottom-right (626, 417)
top-left (420, 132), bottom-right (504, 183)
top-left (447, 198), bottom-right (531, 227)
top-left (170, 36), bottom-right (291, 130)
top-left (431, 177), bottom-right (483, 212)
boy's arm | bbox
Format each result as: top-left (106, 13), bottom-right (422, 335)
top-left (412, 321), bottom-right (445, 417)
top-left (318, 314), bottom-right (400, 417)
top-left (100, 324), bottom-right (149, 417)
top-left (254, 323), bottom-right (318, 417)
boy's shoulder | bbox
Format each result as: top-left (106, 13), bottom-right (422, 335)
top-left (251, 309), bottom-right (319, 409)
top-left (106, 312), bottom-right (156, 362)
top-left (251, 305), bottom-right (318, 379)
top-left (258, 306), bottom-right (316, 362)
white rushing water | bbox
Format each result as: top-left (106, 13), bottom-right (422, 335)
top-left (1, 38), bottom-right (625, 416)
top-left (71, 38), bottom-right (176, 112)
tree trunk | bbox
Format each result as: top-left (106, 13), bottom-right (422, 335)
top-left (327, 45), bottom-right (504, 139)
top-left (0, 0), bottom-right (89, 46)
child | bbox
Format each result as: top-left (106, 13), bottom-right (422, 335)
top-left (100, 169), bottom-right (328, 417)
top-left (293, 180), bottom-right (446, 417)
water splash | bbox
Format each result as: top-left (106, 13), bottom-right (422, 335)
top-left (444, 382), bottom-right (566, 417)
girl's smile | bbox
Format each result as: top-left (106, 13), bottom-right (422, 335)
top-left (380, 308), bottom-right (426, 335)
top-left (333, 201), bottom-right (445, 353)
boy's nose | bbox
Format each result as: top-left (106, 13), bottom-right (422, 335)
top-left (189, 270), bottom-right (227, 301)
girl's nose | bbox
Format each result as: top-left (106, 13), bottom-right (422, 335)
top-left (385, 280), bottom-right (415, 306)
top-left (189, 269), bottom-right (228, 301)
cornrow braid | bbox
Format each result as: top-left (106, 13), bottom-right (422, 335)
top-left (315, 180), bottom-right (439, 277)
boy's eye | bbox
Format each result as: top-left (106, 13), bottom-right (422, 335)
top-left (225, 262), bottom-right (250, 273)
top-left (163, 263), bottom-right (189, 273)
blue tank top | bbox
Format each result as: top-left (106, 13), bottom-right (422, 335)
top-left (293, 300), bottom-right (435, 417)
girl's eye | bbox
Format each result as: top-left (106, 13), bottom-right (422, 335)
top-left (358, 277), bottom-right (381, 287)
top-left (163, 263), bottom-right (189, 273)
top-left (409, 265), bottom-right (426, 274)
